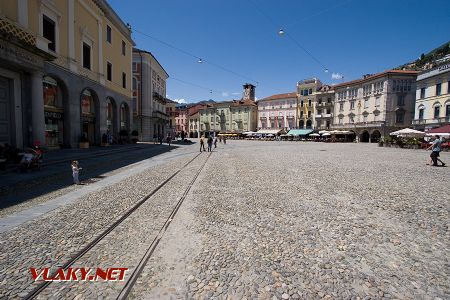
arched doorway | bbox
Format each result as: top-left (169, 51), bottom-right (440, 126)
top-left (371, 130), bottom-right (381, 143)
top-left (348, 130), bottom-right (357, 142)
top-left (306, 119), bottom-right (312, 129)
top-left (360, 130), bottom-right (370, 143)
top-left (43, 76), bottom-right (67, 148)
top-left (299, 120), bottom-right (304, 128)
top-left (80, 89), bottom-right (99, 145)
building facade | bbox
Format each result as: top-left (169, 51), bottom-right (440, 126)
top-left (313, 85), bottom-right (334, 130)
top-left (132, 48), bottom-right (169, 141)
top-left (187, 103), bottom-right (206, 138)
top-left (165, 99), bottom-right (177, 138)
top-left (175, 104), bottom-right (188, 137)
top-left (297, 79), bottom-right (322, 129)
top-left (257, 93), bottom-right (297, 131)
top-left (332, 70), bottom-right (418, 142)
top-left (413, 63), bottom-right (450, 130)
top-left (0, 0), bottom-right (134, 149)
top-left (199, 84), bottom-right (258, 136)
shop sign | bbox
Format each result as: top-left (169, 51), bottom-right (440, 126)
top-left (44, 111), bottom-right (63, 119)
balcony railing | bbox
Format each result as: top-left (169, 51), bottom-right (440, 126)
top-left (412, 117), bottom-right (450, 125)
top-left (331, 121), bottom-right (385, 129)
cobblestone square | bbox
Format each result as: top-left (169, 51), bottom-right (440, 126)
top-left (0, 141), bottom-right (449, 299)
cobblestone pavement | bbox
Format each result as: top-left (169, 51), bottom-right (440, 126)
top-left (129, 141), bottom-right (449, 300)
top-left (1, 141), bottom-right (449, 299)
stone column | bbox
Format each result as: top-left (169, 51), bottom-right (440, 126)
top-left (31, 71), bottom-right (45, 146)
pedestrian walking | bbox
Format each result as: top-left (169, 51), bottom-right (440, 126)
top-left (200, 135), bottom-right (206, 152)
top-left (159, 134), bottom-right (163, 145)
top-left (166, 133), bottom-right (171, 146)
top-left (71, 160), bottom-right (82, 185)
top-left (207, 136), bottom-right (213, 152)
top-left (223, 136), bottom-right (226, 144)
top-left (214, 136), bottom-right (218, 148)
top-left (153, 133), bottom-right (157, 144)
top-left (426, 135), bottom-right (446, 166)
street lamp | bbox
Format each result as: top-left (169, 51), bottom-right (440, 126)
top-left (278, 29), bottom-right (285, 36)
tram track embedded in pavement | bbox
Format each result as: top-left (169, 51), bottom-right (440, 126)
top-left (23, 151), bottom-right (208, 300)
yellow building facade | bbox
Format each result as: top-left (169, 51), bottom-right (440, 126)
top-left (0, 0), bottom-right (134, 149)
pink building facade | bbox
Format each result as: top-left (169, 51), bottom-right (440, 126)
top-left (257, 93), bottom-right (297, 130)
top-left (175, 105), bottom-right (188, 136)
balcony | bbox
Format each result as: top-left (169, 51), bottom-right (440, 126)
top-left (152, 110), bottom-right (169, 120)
top-left (322, 113), bottom-right (332, 118)
top-left (412, 117), bottom-right (450, 125)
top-left (331, 121), bottom-right (385, 129)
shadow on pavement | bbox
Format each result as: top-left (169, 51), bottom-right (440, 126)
top-left (0, 144), bottom-right (180, 210)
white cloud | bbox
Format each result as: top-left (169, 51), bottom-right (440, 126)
top-left (332, 73), bottom-right (344, 80)
top-left (221, 92), bottom-right (229, 97)
top-left (173, 98), bottom-right (187, 104)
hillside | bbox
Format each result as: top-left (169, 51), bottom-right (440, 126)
top-left (397, 41), bottom-right (450, 70)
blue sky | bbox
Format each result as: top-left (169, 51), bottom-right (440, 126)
top-left (109, 0), bottom-right (450, 103)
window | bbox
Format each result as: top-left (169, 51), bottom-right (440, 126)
top-left (107, 62), bottom-right (112, 81)
top-left (132, 62), bottom-right (137, 72)
top-left (308, 111), bottom-right (311, 118)
top-left (397, 95), bottom-right (405, 106)
top-left (396, 112), bottom-right (404, 124)
top-left (350, 101), bottom-right (355, 110)
top-left (419, 108), bottom-right (424, 120)
top-left (363, 114), bottom-right (368, 122)
top-left (375, 96), bottom-right (380, 107)
top-left (309, 88), bottom-right (312, 95)
top-left (434, 106), bottom-right (440, 119)
top-left (349, 115), bottom-right (354, 123)
top-left (339, 103), bottom-right (344, 111)
top-left (318, 98), bottom-right (322, 104)
top-left (82, 43), bottom-right (91, 69)
top-left (364, 99), bottom-right (369, 108)
top-left (308, 99), bottom-right (311, 107)
top-left (317, 109), bottom-right (322, 115)
top-left (338, 117), bottom-right (343, 124)
top-left (43, 15), bottom-right (56, 52)
top-left (420, 88), bottom-right (426, 99)
top-left (327, 97), bottom-right (331, 103)
top-left (122, 72), bottom-right (126, 88)
top-left (132, 77), bottom-right (137, 90)
top-left (436, 83), bottom-right (442, 96)
top-left (300, 111), bottom-right (303, 117)
top-left (446, 105), bottom-right (450, 117)
top-left (122, 41), bottom-right (126, 56)
top-left (106, 25), bottom-right (112, 43)
top-left (300, 100), bottom-right (304, 107)
top-left (374, 113), bottom-right (378, 121)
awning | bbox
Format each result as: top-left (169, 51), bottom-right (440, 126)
top-left (426, 124), bottom-right (450, 134)
top-left (256, 129), bottom-right (282, 134)
top-left (287, 129), bottom-right (313, 136)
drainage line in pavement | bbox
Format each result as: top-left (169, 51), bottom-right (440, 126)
top-left (116, 152), bottom-right (212, 300)
top-left (23, 152), bottom-right (202, 300)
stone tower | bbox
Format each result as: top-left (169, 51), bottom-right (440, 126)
top-left (243, 83), bottom-right (255, 101)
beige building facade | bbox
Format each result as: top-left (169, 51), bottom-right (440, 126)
top-left (313, 85), bottom-right (334, 130)
top-left (413, 63), bottom-right (450, 130)
top-left (132, 48), bottom-right (169, 141)
top-left (199, 84), bottom-right (258, 137)
top-left (0, 0), bottom-right (134, 148)
top-left (332, 70), bottom-right (418, 142)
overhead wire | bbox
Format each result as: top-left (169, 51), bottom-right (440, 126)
top-left (133, 28), bottom-right (259, 85)
top-left (246, 0), bottom-right (333, 74)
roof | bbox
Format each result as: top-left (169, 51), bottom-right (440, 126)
top-left (287, 129), bottom-right (314, 136)
top-left (333, 70), bottom-right (419, 89)
top-left (259, 92), bottom-right (297, 101)
top-left (133, 48), bottom-right (169, 78)
top-left (426, 124), bottom-right (450, 134)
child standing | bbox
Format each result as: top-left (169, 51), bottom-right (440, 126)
top-left (71, 161), bottom-right (82, 185)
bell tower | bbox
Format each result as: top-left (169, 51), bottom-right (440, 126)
top-left (243, 83), bottom-right (255, 101)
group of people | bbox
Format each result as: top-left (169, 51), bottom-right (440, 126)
top-left (199, 135), bottom-right (224, 152)
top-left (427, 135), bottom-right (446, 167)
top-left (153, 133), bottom-right (173, 146)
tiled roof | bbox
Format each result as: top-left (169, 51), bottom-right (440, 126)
top-left (333, 70), bottom-right (419, 89)
top-left (260, 92), bottom-right (297, 101)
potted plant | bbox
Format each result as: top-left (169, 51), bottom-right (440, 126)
top-left (131, 130), bottom-right (139, 144)
top-left (378, 140), bottom-right (384, 147)
top-left (79, 136), bottom-right (89, 149)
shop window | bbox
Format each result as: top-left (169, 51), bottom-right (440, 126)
top-left (83, 43), bottom-right (91, 69)
top-left (43, 15), bottom-right (56, 52)
top-left (81, 90), bottom-right (93, 114)
top-left (43, 76), bottom-right (58, 107)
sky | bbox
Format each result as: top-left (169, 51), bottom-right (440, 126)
top-left (109, 0), bottom-right (450, 104)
